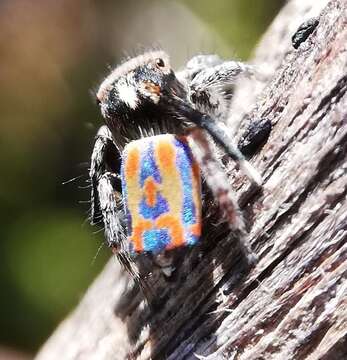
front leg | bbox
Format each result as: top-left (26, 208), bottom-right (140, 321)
top-left (187, 128), bottom-right (244, 232)
top-left (188, 59), bottom-right (255, 120)
top-left (187, 127), bottom-right (256, 263)
top-left (176, 55), bottom-right (266, 185)
top-left (90, 126), bottom-right (138, 277)
top-left (176, 54), bottom-right (224, 83)
top-left (90, 126), bottom-right (118, 226)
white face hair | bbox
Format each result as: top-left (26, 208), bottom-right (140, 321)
top-left (96, 50), bottom-right (171, 106)
top-left (116, 77), bottom-right (139, 110)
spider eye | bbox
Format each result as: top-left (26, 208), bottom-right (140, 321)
top-left (155, 58), bottom-right (165, 68)
top-left (96, 97), bottom-right (101, 106)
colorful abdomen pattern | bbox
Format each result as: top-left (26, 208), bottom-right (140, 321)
top-left (121, 134), bottom-right (202, 254)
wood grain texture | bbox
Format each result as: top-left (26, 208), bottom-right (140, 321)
top-left (36, 0), bottom-right (347, 359)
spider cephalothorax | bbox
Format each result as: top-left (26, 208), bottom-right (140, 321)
top-left (96, 51), bottom-right (187, 150)
top-left (90, 50), bottom-right (266, 279)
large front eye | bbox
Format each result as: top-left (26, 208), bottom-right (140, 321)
top-left (155, 58), bottom-right (165, 68)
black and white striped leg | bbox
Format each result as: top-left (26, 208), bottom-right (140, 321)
top-left (187, 127), bottom-right (245, 232)
top-left (187, 127), bottom-right (256, 263)
top-left (188, 59), bottom-right (255, 119)
top-left (90, 126), bottom-right (139, 277)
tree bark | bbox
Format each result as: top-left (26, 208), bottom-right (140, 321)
top-left (36, 0), bottom-right (347, 359)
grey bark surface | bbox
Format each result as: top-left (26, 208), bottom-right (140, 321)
top-left (36, 0), bottom-right (347, 359)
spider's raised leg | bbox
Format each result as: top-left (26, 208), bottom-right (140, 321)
top-left (187, 127), bottom-right (256, 262)
top-left (178, 56), bottom-right (263, 186)
top-left (184, 56), bottom-right (272, 153)
top-left (176, 54), bottom-right (224, 83)
top-left (187, 127), bottom-right (244, 230)
top-left (90, 126), bottom-right (138, 278)
top-left (187, 57), bottom-right (255, 120)
top-left (189, 59), bottom-right (255, 94)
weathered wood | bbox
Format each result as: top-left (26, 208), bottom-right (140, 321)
top-left (36, 0), bottom-right (347, 359)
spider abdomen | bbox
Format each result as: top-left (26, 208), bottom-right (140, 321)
top-left (121, 134), bottom-right (202, 254)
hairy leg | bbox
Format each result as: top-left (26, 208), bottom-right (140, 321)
top-left (186, 58), bottom-right (255, 120)
top-left (90, 126), bottom-right (139, 277)
top-left (187, 127), bottom-right (256, 262)
top-left (187, 127), bottom-right (245, 232)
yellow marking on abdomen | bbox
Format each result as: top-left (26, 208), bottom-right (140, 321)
top-left (155, 137), bottom-right (183, 220)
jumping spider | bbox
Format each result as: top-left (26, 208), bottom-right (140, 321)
top-left (90, 50), bottom-right (265, 280)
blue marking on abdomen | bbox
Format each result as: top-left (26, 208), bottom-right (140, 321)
top-left (139, 141), bottom-right (161, 186)
top-left (143, 229), bottom-right (171, 253)
top-left (139, 193), bottom-right (169, 220)
top-left (174, 138), bottom-right (196, 225)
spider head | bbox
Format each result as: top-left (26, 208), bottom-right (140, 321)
top-left (96, 51), bottom-right (187, 147)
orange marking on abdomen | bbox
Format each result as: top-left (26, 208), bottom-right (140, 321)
top-left (131, 219), bottom-right (152, 252)
top-left (125, 147), bottom-right (140, 178)
top-left (190, 223), bottom-right (201, 237)
top-left (156, 214), bottom-right (184, 249)
top-left (143, 177), bottom-right (158, 207)
top-left (157, 141), bottom-right (175, 169)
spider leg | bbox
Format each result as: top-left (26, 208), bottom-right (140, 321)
top-left (90, 126), bottom-right (116, 225)
top-left (96, 171), bottom-right (124, 248)
top-left (173, 57), bottom-right (263, 186)
top-left (176, 54), bottom-right (224, 83)
top-left (185, 54), bottom-right (224, 70)
top-left (187, 127), bottom-right (244, 232)
top-left (179, 58), bottom-right (267, 183)
top-left (90, 126), bottom-right (138, 277)
top-left (188, 59), bottom-right (255, 120)
top-left (188, 127), bottom-right (256, 262)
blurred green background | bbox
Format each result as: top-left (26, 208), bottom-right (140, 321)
top-left (0, 0), bottom-right (284, 357)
